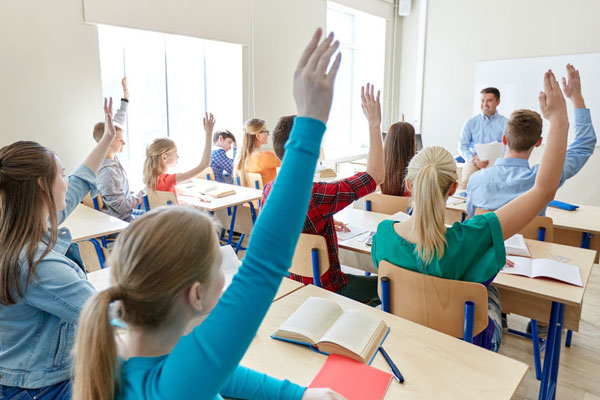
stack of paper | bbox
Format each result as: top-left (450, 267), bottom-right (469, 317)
top-left (474, 141), bottom-right (505, 166)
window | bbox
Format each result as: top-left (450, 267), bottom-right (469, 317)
top-left (326, 2), bottom-right (386, 155)
top-left (97, 25), bottom-right (243, 187)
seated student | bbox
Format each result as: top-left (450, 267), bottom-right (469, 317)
top-left (143, 113), bottom-right (214, 197)
top-left (0, 99), bottom-right (118, 399)
top-left (211, 129), bottom-right (237, 183)
top-left (380, 121), bottom-right (416, 196)
top-left (73, 29), bottom-right (344, 400)
top-left (371, 70), bottom-right (570, 352)
top-left (261, 83), bottom-right (384, 305)
top-left (93, 77), bottom-right (145, 221)
top-left (467, 64), bottom-right (596, 216)
top-left (235, 118), bottom-right (281, 187)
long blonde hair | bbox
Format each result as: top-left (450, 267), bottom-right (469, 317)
top-left (73, 206), bottom-right (220, 400)
top-left (406, 146), bottom-right (458, 265)
top-left (143, 138), bottom-right (175, 190)
top-left (235, 118), bottom-right (265, 186)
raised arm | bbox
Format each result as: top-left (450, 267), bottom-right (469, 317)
top-left (175, 112), bottom-right (214, 183)
top-left (361, 83), bottom-right (384, 184)
top-left (495, 70), bottom-right (569, 239)
top-left (82, 98), bottom-right (116, 174)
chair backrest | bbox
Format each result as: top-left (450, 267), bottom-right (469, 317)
top-left (377, 260), bottom-right (488, 339)
top-left (78, 240), bottom-right (110, 273)
top-left (199, 167), bottom-right (215, 181)
top-left (475, 208), bottom-right (554, 242)
top-left (247, 172), bottom-right (264, 190)
top-left (146, 190), bottom-right (177, 209)
top-left (82, 193), bottom-right (104, 210)
top-left (363, 192), bottom-right (411, 214)
top-left (290, 233), bottom-right (330, 286)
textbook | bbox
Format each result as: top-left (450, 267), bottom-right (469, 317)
top-left (309, 354), bottom-right (392, 400)
top-left (504, 234), bottom-right (531, 257)
top-left (501, 256), bottom-right (583, 287)
top-left (272, 297), bottom-right (390, 364)
top-left (315, 165), bottom-right (337, 178)
top-left (204, 187), bottom-right (236, 198)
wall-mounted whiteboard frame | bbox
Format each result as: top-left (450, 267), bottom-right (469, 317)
top-left (474, 52), bottom-right (600, 146)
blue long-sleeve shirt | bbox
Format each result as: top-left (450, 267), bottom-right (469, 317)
top-left (117, 117), bottom-right (326, 399)
top-left (467, 108), bottom-right (597, 216)
top-left (459, 112), bottom-right (508, 161)
top-left (211, 146), bottom-right (237, 183)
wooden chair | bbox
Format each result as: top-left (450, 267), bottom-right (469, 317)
top-left (290, 233), bottom-right (330, 288)
top-left (378, 260), bottom-right (488, 342)
top-left (247, 172), bottom-right (264, 190)
top-left (199, 167), bottom-right (215, 181)
top-left (82, 193), bottom-right (104, 210)
top-left (146, 190), bottom-right (178, 209)
top-left (475, 208), bottom-right (554, 242)
top-left (363, 192), bottom-right (411, 215)
top-left (79, 240), bottom-right (110, 272)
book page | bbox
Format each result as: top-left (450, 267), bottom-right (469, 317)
top-left (474, 141), bottom-right (505, 163)
top-left (319, 310), bottom-right (383, 359)
top-left (504, 234), bottom-right (531, 257)
top-left (501, 256), bottom-right (533, 277)
top-left (532, 259), bottom-right (583, 287)
top-left (276, 297), bottom-right (344, 344)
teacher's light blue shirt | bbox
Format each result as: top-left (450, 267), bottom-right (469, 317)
top-left (459, 112), bottom-right (508, 161)
top-left (466, 108), bottom-right (596, 216)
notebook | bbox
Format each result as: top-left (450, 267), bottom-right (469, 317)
top-left (309, 354), bottom-right (392, 400)
top-left (336, 225), bottom-right (369, 241)
top-left (501, 256), bottom-right (583, 287)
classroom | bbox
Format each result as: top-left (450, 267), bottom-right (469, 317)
top-left (1, 0), bottom-right (599, 399)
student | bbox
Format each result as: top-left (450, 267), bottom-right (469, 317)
top-left (458, 87), bottom-right (508, 189)
top-left (235, 118), bottom-right (281, 187)
top-left (93, 77), bottom-right (145, 221)
top-left (0, 99), bottom-right (117, 399)
top-left (73, 29), bottom-right (345, 400)
top-left (380, 121), bottom-right (416, 196)
top-left (467, 64), bottom-right (596, 216)
top-left (143, 113), bottom-right (214, 196)
top-left (211, 129), bottom-right (237, 183)
top-left (261, 83), bottom-right (384, 305)
top-left (372, 70), bottom-right (570, 352)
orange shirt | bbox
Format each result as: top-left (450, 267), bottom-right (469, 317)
top-left (156, 173), bottom-right (177, 194)
top-left (246, 150), bottom-right (281, 186)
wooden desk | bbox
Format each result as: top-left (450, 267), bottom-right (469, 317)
top-left (240, 285), bottom-right (528, 399)
top-left (546, 204), bottom-right (600, 263)
top-left (60, 204), bottom-right (129, 242)
top-left (180, 179), bottom-right (262, 212)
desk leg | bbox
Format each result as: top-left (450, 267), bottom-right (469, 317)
top-left (227, 206), bottom-right (239, 245)
top-left (580, 232), bottom-right (592, 249)
top-left (538, 302), bottom-right (565, 400)
top-left (548, 303), bottom-right (565, 400)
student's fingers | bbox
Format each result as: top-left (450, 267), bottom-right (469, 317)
top-left (326, 51), bottom-right (342, 82)
top-left (108, 97), bottom-right (113, 115)
top-left (103, 97), bottom-right (108, 114)
top-left (561, 77), bottom-right (568, 93)
top-left (306, 32), bottom-right (334, 72)
top-left (376, 90), bottom-right (381, 105)
top-left (361, 85), bottom-right (366, 103)
top-left (548, 70), bottom-right (560, 93)
top-left (316, 40), bottom-right (339, 75)
top-left (538, 91), bottom-right (547, 115)
top-left (543, 70), bottom-right (552, 95)
top-left (296, 28), bottom-right (322, 71)
top-left (506, 258), bottom-right (515, 268)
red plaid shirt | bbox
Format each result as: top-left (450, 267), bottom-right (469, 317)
top-left (262, 172), bottom-right (376, 292)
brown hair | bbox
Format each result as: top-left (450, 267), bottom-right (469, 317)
top-left (73, 206), bottom-right (220, 400)
top-left (0, 141), bottom-right (59, 305)
top-left (272, 115), bottom-right (295, 160)
top-left (504, 109), bottom-right (543, 152)
top-left (381, 122), bottom-right (416, 196)
top-left (213, 130), bottom-right (236, 145)
top-left (93, 122), bottom-right (122, 143)
top-left (481, 87), bottom-right (500, 100)
top-left (143, 138), bottom-right (176, 190)
top-left (235, 118), bottom-right (265, 186)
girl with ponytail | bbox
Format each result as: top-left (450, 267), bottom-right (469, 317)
top-left (73, 29), bottom-right (346, 400)
top-left (372, 69), bottom-right (571, 352)
top-left (234, 118), bottom-right (281, 187)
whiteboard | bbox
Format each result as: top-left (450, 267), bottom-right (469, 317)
top-left (473, 52), bottom-right (600, 146)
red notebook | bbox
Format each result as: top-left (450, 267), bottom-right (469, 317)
top-left (309, 354), bottom-right (393, 400)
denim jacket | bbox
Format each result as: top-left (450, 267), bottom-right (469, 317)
top-left (0, 165), bottom-right (98, 388)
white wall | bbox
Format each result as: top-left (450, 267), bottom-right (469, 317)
top-left (399, 0), bottom-right (600, 205)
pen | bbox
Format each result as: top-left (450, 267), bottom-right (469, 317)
top-left (379, 346), bottom-right (404, 383)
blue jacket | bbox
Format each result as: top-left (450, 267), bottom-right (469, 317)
top-left (0, 165), bottom-right (97, 388)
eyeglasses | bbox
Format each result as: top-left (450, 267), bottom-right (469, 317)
top-left (260, 130), bottom-right (270, 135)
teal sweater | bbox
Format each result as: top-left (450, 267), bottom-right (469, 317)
top-left (117, 117), bottom-right (325, 399)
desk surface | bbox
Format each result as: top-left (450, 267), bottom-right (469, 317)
top-left (60, 204), bottom-right (129, 242)
top-left (180, 179), bottom-right (262, 212)
top-left (240, 285), bottom-right (528, 399)
top-left (546, 203), bottom-right (600, 234)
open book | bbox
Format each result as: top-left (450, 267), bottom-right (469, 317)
top-left (204, 187), bottom-right (236, 198)
top-left (272, 297), bottom-right (389, 364)
top-left (501, 256), bottom-right (583, 287)
top-left (504, 234), bottom-right (531, 257)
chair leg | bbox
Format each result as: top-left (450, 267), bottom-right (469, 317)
top-left (380, 277), bottom-right (390, 312)
top-left (531, 319), bottom-right (542, 380)
top-left (463, 301), bottom-right (474, 343)
top-left (565, 330), bottom-right (573, 347)
top-left (311, 248), bottom-right (322, 287)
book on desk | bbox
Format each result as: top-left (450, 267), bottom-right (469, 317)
top-left (502, 256), bottom-right (583, 287)
top-left (271, 297), bottom-right (389, 364)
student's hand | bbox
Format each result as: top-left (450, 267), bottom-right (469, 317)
top-left (203, 112), bottom-right (216, 133)
top-left (561, 64), bottom-right (585, 109)
top-left (334, 220), bottom-right (350, 232)
top-left (477, 160), bottom-right (489, 169)
top-left (361, 83), bottom-right (381, 128)
top-left (505, 258), bottom-right (515, 268)
top-left (538, 70), bottom-right (567, 124)
top-left (103, 97), bottom-right (116, 141)
top-left (302, 388), bottom-right (347, 400)
top-left (121, 77), bottom-right (129, 100)
top-left (293, 29), bottom-right (342, 123)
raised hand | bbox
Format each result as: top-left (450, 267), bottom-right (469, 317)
top-left (121, 77), bottom-right (129, 100)
top-left (293, 29), bottom-right (342, 123)
top-left (361, 83), bottom-right (381, 128)
top-left (302, 388), bottom-right (347, 400)
top-left (203, 112), bottom-right (216, 133)
top-left (103, 97), bottom-right (116, 140)
top-left (538, 70), bottom-right (567, 124)
top-left (561, 64), bottom-right (585, 108)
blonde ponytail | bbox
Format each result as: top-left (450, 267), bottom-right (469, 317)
top-left (235, 118), bottom-right (265, 186)
top-left (406, 146), bottom-right (458, 265)
top-left (143, 138), bottom-right (175, 190)
top-left (73, 287), bottom-right (121, 400)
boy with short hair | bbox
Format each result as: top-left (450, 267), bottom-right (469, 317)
top-left (211, 130), bottom-right (237, 183)
top-left (93, 77), bottom-right (144, 221)
top-left (467, 64), bottom-right (596, 216)
top-left (261, 84), bottom-right (384, 305)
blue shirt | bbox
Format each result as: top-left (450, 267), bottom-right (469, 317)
top-left (211, 147), bottom-right (236, 183)
top-left (467, 108), bottom-right (597, 216)
top-left (459, 112), bottom-right (508, 161)
top-left (117, 117), bottom-right (325, 400)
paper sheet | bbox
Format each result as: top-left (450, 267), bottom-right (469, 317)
top-left (474, 141), bottom-right (505, 164)
top-left (336, 225), bottom-right (369, 241)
